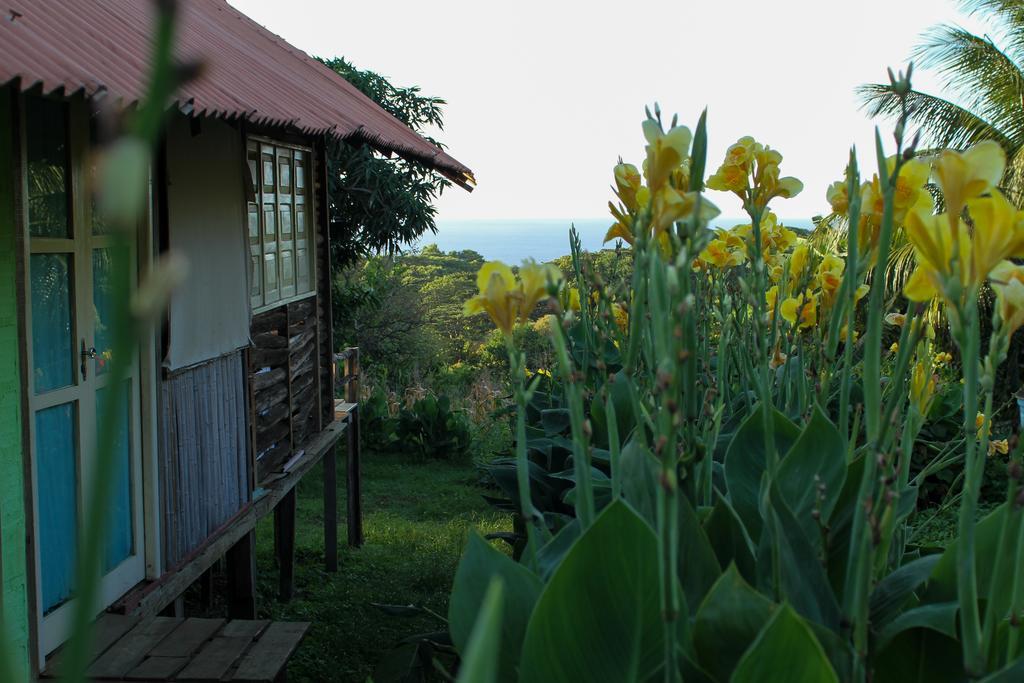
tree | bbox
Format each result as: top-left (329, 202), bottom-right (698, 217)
top-left (320, 57), bottom-right (452, 268)
top-left (858, 0), bottom-right (1024, 205)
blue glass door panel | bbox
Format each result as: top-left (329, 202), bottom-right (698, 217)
top-left (35, 403), bottom-right (78, 614)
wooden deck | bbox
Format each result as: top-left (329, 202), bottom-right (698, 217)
top-left (42, 614), bottom-right (309, 682)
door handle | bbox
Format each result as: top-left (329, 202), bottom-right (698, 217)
top-left (81, 340), bottom-right (97, 380)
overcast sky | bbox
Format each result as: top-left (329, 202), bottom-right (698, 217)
top-left (229, 0), bottom-right (977, 222)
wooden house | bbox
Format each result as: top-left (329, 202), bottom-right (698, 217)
top-left (0, 1), bottom-right (474, 678)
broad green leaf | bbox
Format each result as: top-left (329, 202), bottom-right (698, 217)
top-left (826, 452), bottom-right (866, 593)
top-left (979, 657), bottom-right (1024, 682)
top-left (764, 484), bottom-right (841, 630)
top-left (724, 406), bottom-right (801, 539)
top-left (678, 495), bottom-right (721, 615)
top-left (732, 604), bottom-right (839, 683)
top-left (534, 519), bottom-right (580, 582)
top-left (869, 555), bottom-right (941, 629)
top-left (540, 408), bottom-right (571, 436)
top-left (619, 439), bottom-right (658, 529)
top-left (519, 500), bottom-right (664, 683)
top-left (776, 405), bottom-right (846, 545)
top-left (589, 369), bottom-right (635, 448)
top-left (703, 495), bottom-right (756, 584)
top-left (922, 504), bottom-right (1007, 605)
top-left (692, 564), bottom-right (774, 682)
top-left (455, 578), bottom-right (504, 683)
top-left (449, 533), bottom-right (542, 682)
top-left (876, 602), bottom-right (959, 651)
top-left (871, 628), bottom-right (964, 683)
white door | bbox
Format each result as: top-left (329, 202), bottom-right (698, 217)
top-left (22, 95), bottom-right (146, 658)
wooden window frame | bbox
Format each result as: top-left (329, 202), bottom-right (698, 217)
top-left (247, 136), bottom-right (316, 314)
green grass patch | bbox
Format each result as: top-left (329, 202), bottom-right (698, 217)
top-left (252, 452), bottom-right (509, 682)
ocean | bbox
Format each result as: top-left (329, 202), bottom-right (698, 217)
top-left (421, 217), bottom-right (818, 263)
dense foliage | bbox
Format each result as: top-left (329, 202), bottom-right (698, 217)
top-left (859, 0), bottom-right (1024, 206)
top-left (321, 57), bottom-right (452, 268)
top-left (447, 71), bottom-right (1024, 682)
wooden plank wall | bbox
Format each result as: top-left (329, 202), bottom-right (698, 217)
top-left (250, 298), bottom-right (320, 482)
top-left (159, 351), bottom-right (251, 569)
top-left (314, 139), bottom-right (334, 429)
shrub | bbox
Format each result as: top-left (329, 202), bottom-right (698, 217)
top-left (395, 394), bottom-right (473, 462)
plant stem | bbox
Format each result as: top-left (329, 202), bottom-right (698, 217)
top-left (956, 310), bottom-right (984, 675)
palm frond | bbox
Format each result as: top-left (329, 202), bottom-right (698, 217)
top-left (913, 25), bottom-right (1024, 140)
top-left (857, 84), bottom-right (1015, 151)
top-left (958, 0), bottom-right (1024, 58)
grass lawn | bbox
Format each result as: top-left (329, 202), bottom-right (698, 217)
top-left (249, 451), bottom-right (509, 682)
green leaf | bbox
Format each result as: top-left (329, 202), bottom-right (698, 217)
top-left (519, 500), bottom-right (665, 683)
top-left (703, 495), bottom-right (757, 585)
top-left (590, 370), bottom-right (635, 448)
top-left (876, 602), bottom-right (959, 652)
top-left (731, 604), bottom-right (839, 683)
top-left (764, 484), bottom-right (841, 630)
top-left (724, 406), bottom-right (801, 539)
top-left (540, 409), bottom-right (571, 436)
top-left (534, 519), bottom-right (580, 582)
top-left (678, 494), bottom-right (722, 615)
top-left (618, 439), bottom-right (659, 529)
top-left (979, 657), bottom-right (1024, 683)
top-left (869, 555), bottom-right (941, 629)
top-left (871, 628), bottom-right (964, 683)
top-left (455, 577), bottom-right (504, 683)
top-left (826, 452), bottom-right (866, 594)
top-left (776, 405), bottom-right (846, 545)
top-left (689, 108), bottom-right (708, 193)
top-left (692, 565), bottom-right (774, 682)
top-left (449, 533), bottom-right (542, 682)
top-left (922, 504), bottom-right (1007, 605)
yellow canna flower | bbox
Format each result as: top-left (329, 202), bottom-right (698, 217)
top-left (826, 180), bottom-right (849, 215)
top-left (707, 161), bottom-right (749, 194)
top-left (890, 342), bottom-right (900, 353)
top-left (933, 351), bottom-right (953, 367)
top-left (699, 238), bottom-right (746, 269)
top-left (613, 163), bottom-right (642, 211)
top-left (976, 412), bottom-right (991, 440)
top-left (989, 260), bottom-right (1024, 337)
top-left (890, 157), bottom-right (932, 221)
top-left (465, 261), bottom-right (519, 335)
top-left (909, 360), bottom-right (938, 416)
top-left (605, 201), bottom-right (636, 245)
top-left (613, 302), bottom-right (629, 332)
top-left (965, 191), bottom-right (1024, 285)
top-left (567, 287), bottom-right (582, 312)
top-left (643, 119), bottom-right (692, 192)
top-left (518, 260), bottom-right (562, 313)
top-left (989, 439), bottom-right (1009, 457)
top-left (933, 140), bottom-right (1006, 227)
top-left (766, 285), bottom-right (780, 312)
top-left (885, 312), bottom-right (907, 327)
top-left (902, 207), bottom-right (972, 302)
top-left (465, 260), bottom-right (562, 335)
top-left (780, 293), bottom-right (817, 329)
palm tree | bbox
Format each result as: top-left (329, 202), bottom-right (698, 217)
top-left (858, 0), bottom-right (1024, 205)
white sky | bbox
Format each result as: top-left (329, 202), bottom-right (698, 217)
top-left (229, 0), bottom-right (979, 222)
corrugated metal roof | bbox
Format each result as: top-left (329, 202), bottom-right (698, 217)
top-left (0, 0), bottom-right (475, 187)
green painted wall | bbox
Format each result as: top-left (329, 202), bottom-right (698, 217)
top-left (0, 85), bottom-right (31, 679)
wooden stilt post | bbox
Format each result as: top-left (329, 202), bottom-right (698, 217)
top-left (324, 443), bottom-right (338, 572)
top-left (343, 348), bottom-right (363, 548)
top-left (226, 531), bottom-right (257, 619)
top-left (346, 404), bottom-right (363, 547)
top-left (276, 488), bottom-right (297, 601)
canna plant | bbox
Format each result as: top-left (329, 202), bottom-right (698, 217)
top-left (455, 67), bottom-right (1024, 682)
